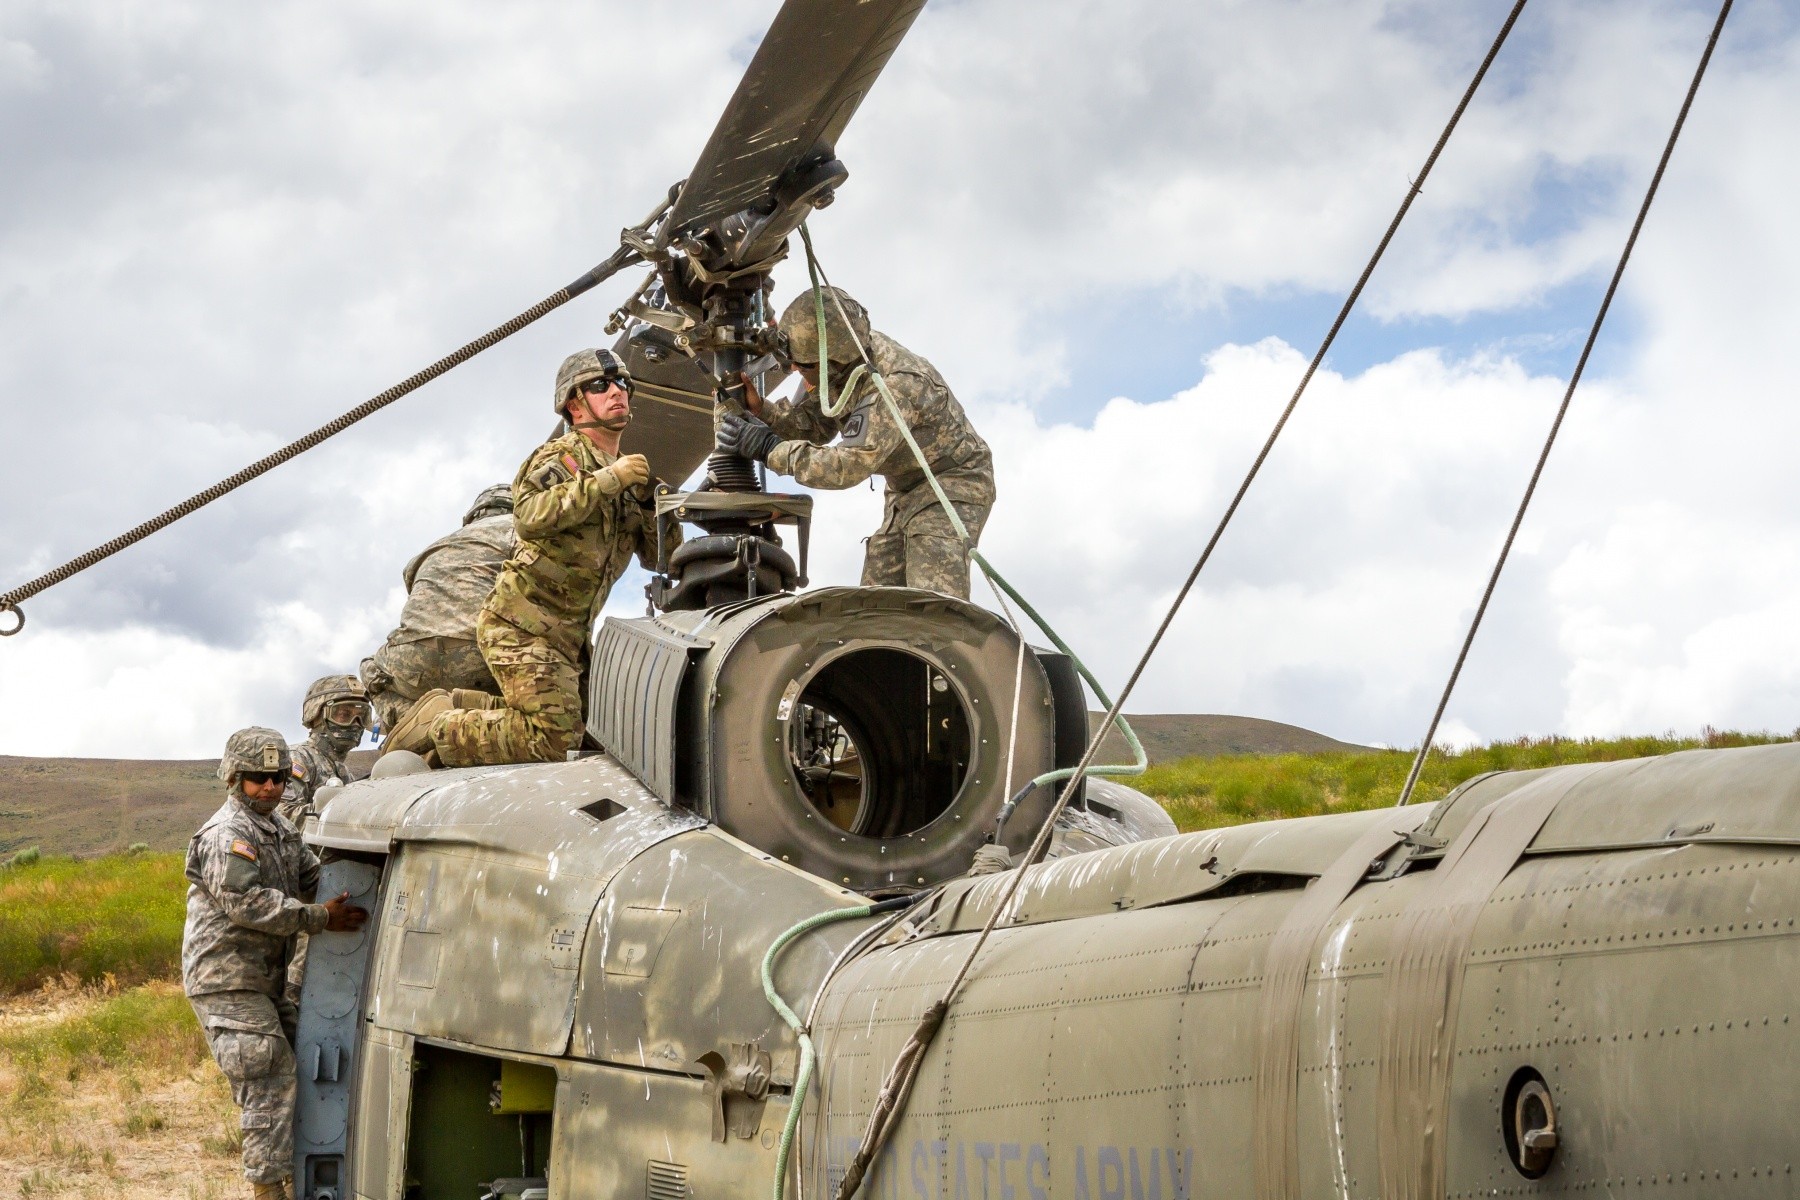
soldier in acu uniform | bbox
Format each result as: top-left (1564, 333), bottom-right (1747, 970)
top-left (277, 675), bottom-right (370, 828)
top-left (184, 727), bottom-right (367, 1200)
top-left (383, 349), bottom-right (672, 767)
top-left (360, 484), bottom-right (517, 732)
top-left (718, 286), bottom-right (996, 598)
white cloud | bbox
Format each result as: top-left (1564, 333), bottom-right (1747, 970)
top-left (1, 0), bottom-right (1797, 758)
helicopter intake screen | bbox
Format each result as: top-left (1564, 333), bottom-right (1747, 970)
top-left (786, 647), bottom-right (972, 838)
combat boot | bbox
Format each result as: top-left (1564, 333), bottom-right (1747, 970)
top-left (380, 689), bottom-right (452, 758)
top-left (449, 688), bottom-right (503, 711)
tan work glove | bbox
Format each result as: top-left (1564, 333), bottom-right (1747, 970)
top-left (598, 453), bottom-right (651, 494)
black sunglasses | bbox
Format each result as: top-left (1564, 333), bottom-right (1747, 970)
top-left (579, 376), bottom-right (629, 395)
top-left (240, 770), bottom-right (287, 786)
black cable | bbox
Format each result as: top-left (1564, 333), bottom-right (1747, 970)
top-left (1018, 0), bottom-right (1535, 864)
top-left (828, 7), bottom-right (1536, 1197)
top-left (0, 247), bottom-right (640, 635)
top-left (1394, 0), bottom-right (1734, 807)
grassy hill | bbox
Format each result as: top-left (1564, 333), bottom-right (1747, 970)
top-left (0, 750), bottom-right (377, 858)
top-left (1140, 728), bottom-right (1794, 830)
top-left (1088, 712), bottom-right (1376, 762)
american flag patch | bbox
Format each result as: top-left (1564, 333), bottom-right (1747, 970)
top-left (561, 453), bottom-right (580, 475)
top-left (229, 840), bottom-right (257, 862)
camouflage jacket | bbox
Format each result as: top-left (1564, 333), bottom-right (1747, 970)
top-left (182, 795), bottom-right (328, 998)
top-left (392, 514), bottom-right (516, 644)
top-left (277, 734), bottom-right (356, 826)
top-left (486, 430), bottom-right (672, 662)
top-left (765, 331), bottom-right (995, 507)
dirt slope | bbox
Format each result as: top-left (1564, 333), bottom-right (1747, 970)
top-left (0, 750), bottom-right (378, 858)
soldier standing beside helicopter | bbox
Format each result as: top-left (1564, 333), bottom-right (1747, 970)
top-left (718, 286), bottom-right (995, 599)
top-left (382, 349), bottom-right (670, 767)
top-left (184, 727), bottom-right (367, 1200)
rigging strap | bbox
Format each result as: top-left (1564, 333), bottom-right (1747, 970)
top-left (1393, 0), bottom-right (1734, 807)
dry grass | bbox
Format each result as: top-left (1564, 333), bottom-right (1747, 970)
top-left (0, 978), bottom-right (244, 1200)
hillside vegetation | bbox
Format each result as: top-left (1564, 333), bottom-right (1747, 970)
top-left (1142, 728), bottom-right (1793, 832)
top-left (0, 851), bottom-right (187, 995)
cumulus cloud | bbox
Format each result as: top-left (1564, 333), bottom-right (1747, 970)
top-left (1, 0), bottom-right (1796, 757)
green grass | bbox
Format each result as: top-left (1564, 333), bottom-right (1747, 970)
top-left (1143, 729), bottom-right (1794, 832)
top-left (0, 850), bottom-right (187, 995)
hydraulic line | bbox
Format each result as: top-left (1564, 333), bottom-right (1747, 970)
top-left (762, 897), bottom-right (917, 1200)
top-left (810, 1), bottom-right (1534, 1193)
top-left (1393, 0), bottom-right (1734, 807)
top-left (0, 238), bottom-right (653, 636)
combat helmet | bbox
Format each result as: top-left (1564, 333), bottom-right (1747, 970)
top-left (464, 484), bottom-right (513, 525)
top-left (217, 726), bottom-right (291, 783)
top-left (301, 674), bottom-right (370, 730)
top-left (779, 286), bottom-right (871, 368)
top-left (553, 348), bottom-right (632, 417)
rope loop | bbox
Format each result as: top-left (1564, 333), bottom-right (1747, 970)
top-left (0, 603), bottom-right (22, 636)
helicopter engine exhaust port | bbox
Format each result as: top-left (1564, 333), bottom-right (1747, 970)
top-left (786, 647), bottom-right (973, 838)
top-left (587, 587), bottom-right (1070, 891)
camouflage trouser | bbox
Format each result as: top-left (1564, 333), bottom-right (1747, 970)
top-left (429, 611), bottom-right (583, 767)
top-left (189, 991), bottom-right (298, 1184)
top-left (362, 636), bottom-right (499, 734)
top-left (862, 494), bottom-right (990, 599)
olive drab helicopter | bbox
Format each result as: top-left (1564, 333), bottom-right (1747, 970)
top-left (4, 0), bottom-right (1794, 1198)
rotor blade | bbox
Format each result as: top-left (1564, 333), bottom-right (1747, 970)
top-left (615, 332), bottom-right (718, 487)
top-left (664, 0), bottom-right (927, 244)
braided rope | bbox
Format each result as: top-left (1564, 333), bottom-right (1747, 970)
top-left (0, 251), bottom-right (637, 631)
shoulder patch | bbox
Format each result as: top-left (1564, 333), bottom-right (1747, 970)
top-left (561, 453), bottom-right (581, 475)
top-left (839, 409), bottom-right (870, 446)
top-left (291, 762), bottom-right (308, 780)
top-left (527, 460), bottom-right (576, 491)
top-left (229, 840), bottom-right (258, 863)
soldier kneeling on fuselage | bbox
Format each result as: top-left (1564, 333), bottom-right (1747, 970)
top-left (381, 348), bottom-right (675, 767)
top-left (183, 728), bottom-right (367, 1200)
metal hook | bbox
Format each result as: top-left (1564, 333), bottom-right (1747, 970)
top-left (0, 602), bottom-right (23, 636)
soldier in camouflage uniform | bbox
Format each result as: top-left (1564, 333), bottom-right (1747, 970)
top-left (383, 349), bottom-right (671, 767)
top-left (360, 485), bottom-right (516, 732)
top-left (276, 676), bottom-right (370, 1006)
top-left (718, 286), bottom-right (995, 598)
top-left (184, 728), bottom-right (367, 1200)
top-left (277, 675), bottom-right (370, 828)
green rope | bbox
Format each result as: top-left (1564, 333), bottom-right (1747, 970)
top-left (763, 903), bottom-right (876, 1200)
top-left (801, 229), bottom-right (852, 418)
top-left (796, 223), bottom-right (1147, 790)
